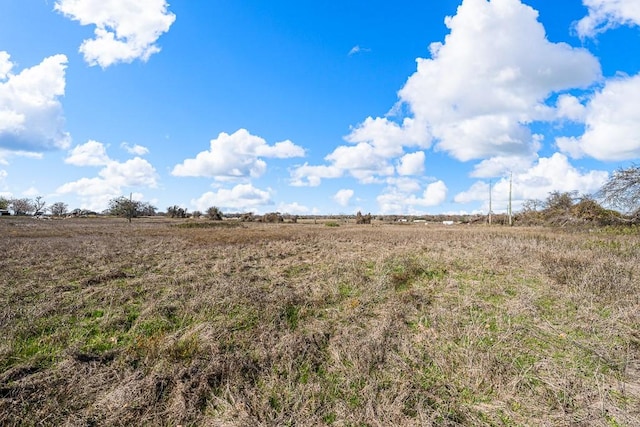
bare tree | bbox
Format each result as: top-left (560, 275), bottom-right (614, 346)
top-left (598, 164), bottom-right (640, 217)
top-left (544, 190), bottom-right (578, 213)
top-left (50, 202), bottom-right (68, 217)
top-left (34, 196), bottom-right (46, 215)
top-left (10, 198), bottom-right (34, 216)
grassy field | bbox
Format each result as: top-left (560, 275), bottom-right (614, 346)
top-left (1, 217), bottom-right (639, 426)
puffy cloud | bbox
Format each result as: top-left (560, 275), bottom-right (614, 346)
top-left (290, 163), bottom-right (343, 187)
top-left (99, 157), bottom-right (158, 188)
top-left (576, 0), bottom-right (640, 38)
top-left (291, 117), bottom-right (428, 186)
top-left (557, 74), bottom-right (640, 161)
top-left (470, 152), bottom-right (538, 178)
top-left (191, 184), bottom-right (272, 212)
top-left (333, 189), bottom-right (354, 207)
top-left (397, 151), bottom-right (425, 176)
top-left (0, 52), bottom-right (70, 152)
top-left (345, 117), bottom-right (431, 158)
top-left (396, 0), bottom-right (600, 161)
top-left (65, 140), bottom-right (110, 166)
top-left (377, 180), bottom-right (448, 214)
top-left (292, 0), bottom-right (602, 190)
top-left (256, 139), bottom-right (305, 158)
top-left (325, 143), bottom-right (395, 182)
top-left (423, 180), bottom-right (448, 206)
top-left (0, 52), bottom-right (12, 79)
top-left (555, 94), bottom-right (587, 122)
top-left (172, 129), bottom-right (305, 180)
top-left (55, 0), bottom-right (176, 68)
top-left (454, 153), bottom-right (608, 211)
top-left (57, 140), bottom-right (158, 211)
top-left (277, 202), bottom-right (311, 214)
top-left (121, 142), bottom-right (149, 156)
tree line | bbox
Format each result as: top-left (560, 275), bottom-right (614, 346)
top-left (1, 164), bottom-right (640, 224)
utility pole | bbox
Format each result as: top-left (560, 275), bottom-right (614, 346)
top-left (508, 172), bottom-right (513, 226)
top-left (488, 179), bottom-right (492, 225)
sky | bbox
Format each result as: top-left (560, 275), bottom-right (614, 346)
top-left (1, 0), bottom-right (640, 215)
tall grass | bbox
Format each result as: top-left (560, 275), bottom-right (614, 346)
top-left (0, 218), bottom-right (638, 425)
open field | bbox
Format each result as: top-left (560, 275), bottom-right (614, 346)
top-left (1, 217), bottom-right (639, 426)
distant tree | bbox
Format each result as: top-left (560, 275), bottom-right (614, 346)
top-left (33, 196), bottom-right (46, 215)
top-left (544, 191), bottom-right (577, 213)
top-left (355, 211), bottom-right (372, 225)
top-left (10, 198), bottom-right (34, 216)
top-left (206, 206), bottom-right (223, 220)
top-left (50, 202), bottom-right (68, 217)
top-left (262, 212), bottom-right (283, 223)
top-left (0, 196), bottom-right (9, 210)
top-left (138, 202), bottom-right (157, 216)
top-left (108, 196), bottom-right (143, 222)
top-left (167, 205), bottom-right (187, 218)
top-left (598, 164), bottom-right (640, 217)
top-left (192, 210), bottom-right (202, 219)
top-left (521, 199), bottom-right (543, 212)
top-left (240, 212), bottom-right (255, 222)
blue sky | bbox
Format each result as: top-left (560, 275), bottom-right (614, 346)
top-left (1, 0), bottom-right (639, 215)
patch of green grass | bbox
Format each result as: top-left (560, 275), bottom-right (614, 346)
top-left (283, 263), bottom-right (310, 278)
top-left (283, 304), bottom-right (300, 330)
top-left (169, 335), bottom-right (201, 361)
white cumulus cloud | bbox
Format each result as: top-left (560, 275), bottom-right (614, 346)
top-left (454, 153), bottom-right (608, 211)
top-left (377, 180), bottom-right (448, 214)
top-left (58, 140), bottom-right (158, 211)
top-left (291, 0), bottom-right (602, 190)
top-left (333, 189), bottom-right (354, 207)
top-left (173, 129), bottom-right (304, 180)
top-left (0, 52), bottom-right (70, 153)
top-left (277, 202), bottom-right (311, 215)
top-left (290, 163), bottom-right (343, 187)
top-left (65, 140), bottom-right (110, 166)
top-left (191, 184), bottom-right (273, 212)
top-left (396, 0), bottom-right (601, 161)
top-left (557, 74), bottom-right (640, 161)
top-left (397, 151), bottom-right (426, 176)
top-left (576, 0), bottom-right (640, 38)
top-left (55, 0), bottom-right (176, 68)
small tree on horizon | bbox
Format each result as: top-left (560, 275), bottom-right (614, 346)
top-left (355, 211), bottom-right (372, 225)
top-left (167, 205), bottom-right (187, 218)
top-left (108, 196), bottom-right (144, 223)
top-left (10, 198), bottom-right (34, 216)
top-left (33, 196), bottom-right (46, 215)
top-left (50, 202), bottom-right (68, 217)
top-left (206, 206), bottom-right (223, 220)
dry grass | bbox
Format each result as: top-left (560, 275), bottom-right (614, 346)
top-left (1, 217), bottom-right (639, 426)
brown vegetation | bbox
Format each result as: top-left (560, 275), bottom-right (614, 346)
top-left (1, 217), bottom-right (639, 426)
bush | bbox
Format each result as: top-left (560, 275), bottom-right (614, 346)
top-left (355, 211), bottom-right (372, 225)
top-left (206, 206), bottom-right (223, 221)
